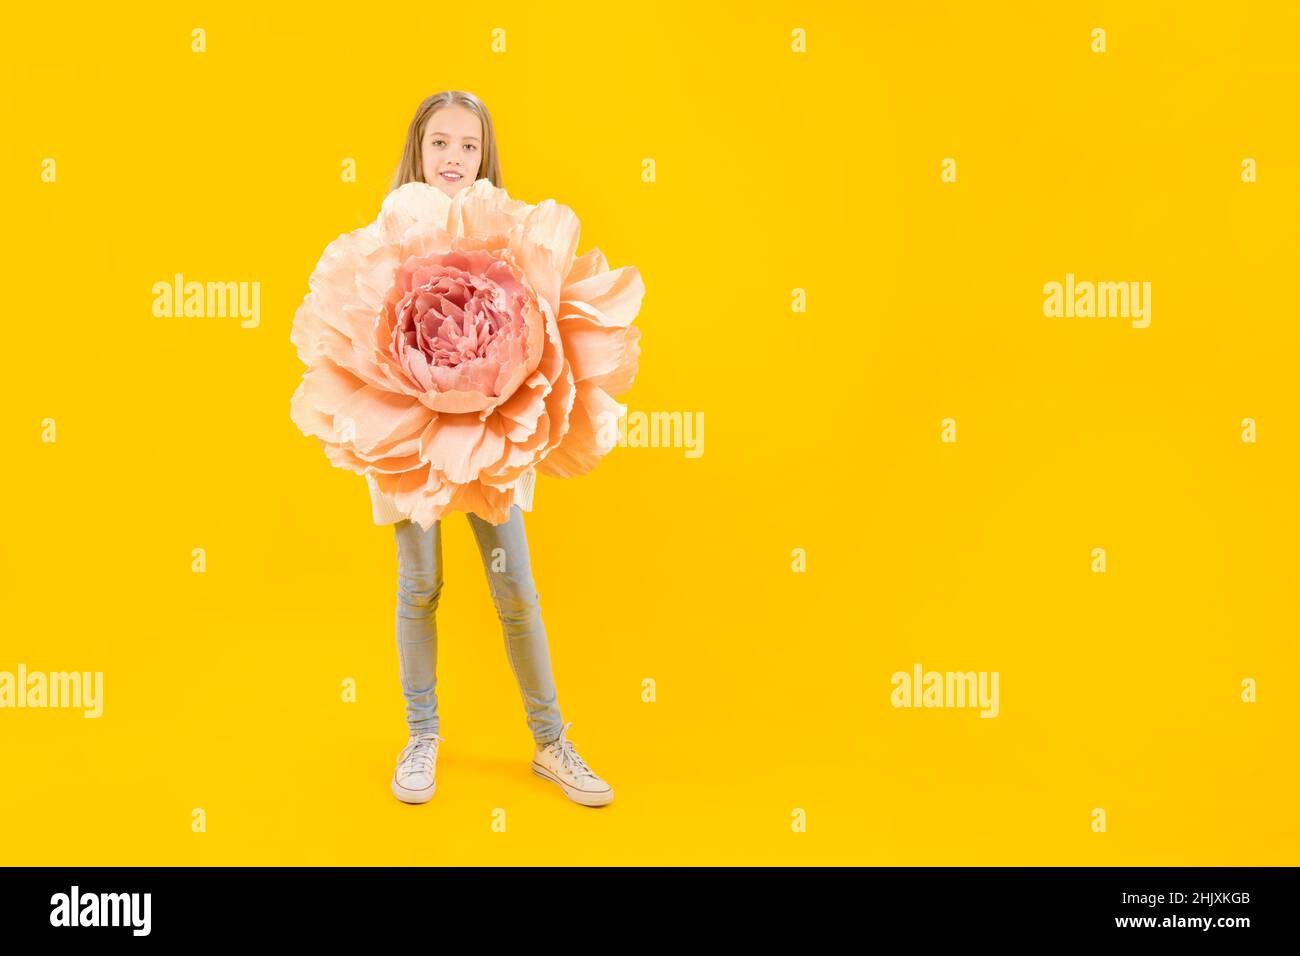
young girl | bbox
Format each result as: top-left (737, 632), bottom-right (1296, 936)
top-left (374, 90), bottom-right (612, 808)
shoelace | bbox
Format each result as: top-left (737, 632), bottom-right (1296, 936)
top-left (396, 733), bottom-right (443, 778)
top-left (543, 722), bottom-right (595, 780)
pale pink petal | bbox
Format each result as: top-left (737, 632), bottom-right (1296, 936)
top-left (510, 200), bottom-right (581, 317)
top-left (417, 412), bottom-right (488, 484)
top-left (559, 316), bottom-right (640, 385)
top-left (377, 182), bottom-right (452, 245)
top-left (587, 324), bottom-right (641, 397)
top-left (537, 380), bottom-right (625, 479)
top-left (563, 247), bottom-right (609, 285)
top-left (559, 265), bottom-right (645, 328)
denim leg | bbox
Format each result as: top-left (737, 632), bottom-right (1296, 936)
top-left (394, 516), bottom-right (443, 736)
top-left (467, 504), bottom-right (564, 745)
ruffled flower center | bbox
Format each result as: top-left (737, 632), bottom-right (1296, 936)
top-left (400, 267), bottom-right (501, 366)
top-left (388, 252), bottom-right (529, 396)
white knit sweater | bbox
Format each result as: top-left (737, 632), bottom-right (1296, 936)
top-left (366, 467), bottom-right (536, 525)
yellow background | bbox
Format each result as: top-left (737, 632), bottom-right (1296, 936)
top-left (2, 1), bottom-right (1296, 865)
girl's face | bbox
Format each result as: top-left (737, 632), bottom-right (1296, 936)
top-left (421, 105), bottom-right (484, 198)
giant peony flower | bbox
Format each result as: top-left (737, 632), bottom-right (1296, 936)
top-left (289, 178), bottom-right (644, 529)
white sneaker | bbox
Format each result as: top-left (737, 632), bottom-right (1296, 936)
top-left (531, 722), bottom-right (613, 807)
top-left (392, 732), bottom-right (443, 804)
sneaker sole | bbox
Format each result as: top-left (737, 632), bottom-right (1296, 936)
top-left (391, 776), bottom-right (436, 804)
top-left (530, 763), bottom-right (614, 807)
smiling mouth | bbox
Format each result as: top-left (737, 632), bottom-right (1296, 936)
top-left (440, 171), bottom-right (463, 181)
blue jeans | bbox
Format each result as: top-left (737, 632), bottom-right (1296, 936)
top-left (393, 504), bottom-right (564, 746)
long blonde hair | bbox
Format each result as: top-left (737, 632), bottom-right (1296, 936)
top-left (389, 90), bottom-right (503, 193)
